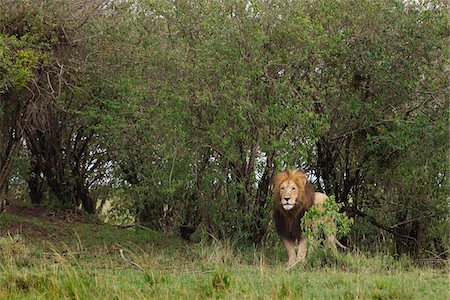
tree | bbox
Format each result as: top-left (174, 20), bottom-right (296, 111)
top-left (0, 12), bottom-right (43, 210)
top-left (87, 0), bottom-right (447, 251)
top-left (1, 0), bottom-right (446, 257)
top-left (93, 0), bottom-right (327, 242)
top-left (298, 0), bottom-right (448, 256)
top-left (1, 0), bottom-right (108, 213)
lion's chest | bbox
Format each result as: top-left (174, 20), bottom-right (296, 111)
top-left (273, 209), bottom-right (303, 241)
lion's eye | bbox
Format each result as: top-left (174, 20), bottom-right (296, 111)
top-left (292, 187), bottom-right (295, 190)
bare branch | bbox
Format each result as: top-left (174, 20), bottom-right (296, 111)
top-left (119, 249), bottom-right (146, 273)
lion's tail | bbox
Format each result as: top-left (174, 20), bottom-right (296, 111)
top-left (335, 238), bottom-right (349, 251)
top-left (327, 236), bottom-right (349, 251)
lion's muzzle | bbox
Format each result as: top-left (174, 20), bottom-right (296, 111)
top-left (282, 198), bottom-right (296, 210)
top-left (283, 204), bottom-right (294, 210)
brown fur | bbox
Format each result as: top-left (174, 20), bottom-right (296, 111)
top-left (273, 170), bottom-right (348, 266)
top-left (272, 170), bottom-right (314, 242)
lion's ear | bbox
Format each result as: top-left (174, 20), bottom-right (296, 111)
top-left (272, 172), bottom-right (286, 204)
top-left (292, 171), bottom-right (307, 194)
top-left (272, 176), bottom-right (280, 197)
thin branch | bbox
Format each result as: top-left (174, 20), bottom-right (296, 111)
top-left (390, 213), bottom-right (434, 229)
top-left (424, 249), bottom-right (449, 260)
top-left (57, 63), bottom-right (64, 96)
top-left (119, 249), bottom-right (145, 273)
top-left (351, 208), bottom-right (417, 243)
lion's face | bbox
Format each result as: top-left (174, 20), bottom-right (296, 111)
top-left (273, 170), bottom-right (310, 213)
top-left (279, 179), bottom-right (299, 211)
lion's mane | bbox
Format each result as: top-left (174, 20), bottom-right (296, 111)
top-left (272, 170), bottom-right (314, 242)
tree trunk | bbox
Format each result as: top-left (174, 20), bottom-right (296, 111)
top-left (0, 154), bottom-right (14, 212)
top-left (77, 182), bottom-right (96, 214)
top-left (28, 159), bottom-right (45, 205)
top-left (180, 149), bottom-right (211, 240)
top-left (394, 220), bottom-right (422, 257)
top-left (0, 91), bottom-right (26, 212)
top-left (250, 151), bottom-right (276, 244)
top-left (180, 193), bottom-right (200, 241)
top-left (25, 107), bottom-right (97, 214)
top-left (251, 170), bottom-right (271, 244)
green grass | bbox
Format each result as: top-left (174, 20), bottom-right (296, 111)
top-left (1, 257), bottom-right (447, 299)
top-left (0, 207), bottom-right (448, 299)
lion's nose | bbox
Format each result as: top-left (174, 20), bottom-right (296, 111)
top-left (284, 197), bottom-right (290, 201)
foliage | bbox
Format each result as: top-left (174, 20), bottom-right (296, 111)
top-left (0, 0), bottom-right (447, 257)
top-left (1, 0), bottom-right (111, 213)
top-left (304, 0), bottom-right (448, 257)
top-left (301, 196), bottom-right (353, 251)
top-left (0, 35), bottom-right (41, 93)
top-left (0, 11), bottom-right (47, 208)
top-left (86, 0), bottom-right (329, 241)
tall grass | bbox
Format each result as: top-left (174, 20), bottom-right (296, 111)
top-left (0, 232), bottom-right (448, 299)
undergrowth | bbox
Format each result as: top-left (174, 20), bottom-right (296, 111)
top-left (0, 210), bottom-right (448, 299)
top-left (0, 232), bottom-right (448, 299)
top-left (302, 195), bottom-right (353, 253)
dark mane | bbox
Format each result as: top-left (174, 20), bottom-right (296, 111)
top-left (272, 171), bottom-right (315, 241)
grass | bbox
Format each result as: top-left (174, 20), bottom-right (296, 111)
top-left (0, 205), bottom-right (448, 299)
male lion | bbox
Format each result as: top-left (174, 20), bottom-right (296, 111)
top-left (272, 170), bottom-right (347, 266)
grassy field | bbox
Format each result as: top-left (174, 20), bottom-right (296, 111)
top-left (0, 205), bottom-right (448, 299)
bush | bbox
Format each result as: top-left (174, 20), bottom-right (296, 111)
top-left (301, 196), bottom-right (353, 252)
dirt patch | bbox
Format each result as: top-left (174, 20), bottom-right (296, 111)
top-left (0, 221), bottom-right (52, 239)
top-left (0, 205), bottom-right (99, 241)
top-left (3, 205), bottom-right (95, 224)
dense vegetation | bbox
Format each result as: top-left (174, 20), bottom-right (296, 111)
top-left (1, 0), bottom-right (448, 262)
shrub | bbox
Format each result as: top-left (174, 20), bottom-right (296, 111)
top-left (301, 195), bottom-right (353, 252)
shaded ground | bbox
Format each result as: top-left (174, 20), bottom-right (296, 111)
top-left (3, 204), bottom-right (94, 224)
top-left (0, 205), bottom-right (96, 241)
top-left (0, 204), bottom-right (448, 299)
top-left (0, 204), bottom-right (179, 251)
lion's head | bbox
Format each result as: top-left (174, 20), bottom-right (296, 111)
top-left (273, 170), bottom-right (314, 214)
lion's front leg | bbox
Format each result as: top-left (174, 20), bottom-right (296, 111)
top-left (297, 237), bottom-right (307, 260)
top-left (283, 238), bottom-right (297, 265)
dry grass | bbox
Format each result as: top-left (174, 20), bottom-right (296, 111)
top-left (0, 207), bottom-right (448, 299)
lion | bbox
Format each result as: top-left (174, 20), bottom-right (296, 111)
top-left (272, 170), bottom-right (348, 266)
